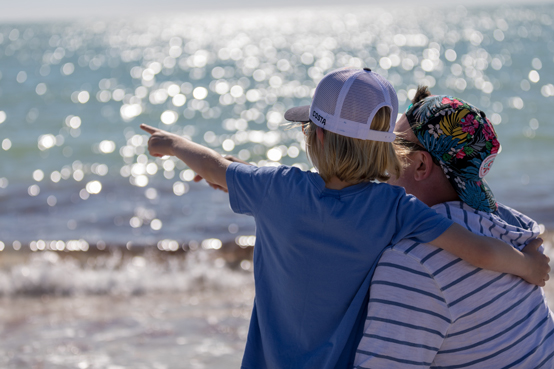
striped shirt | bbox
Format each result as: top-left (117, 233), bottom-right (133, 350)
top-left (354, 201), bottom-right (554, 368)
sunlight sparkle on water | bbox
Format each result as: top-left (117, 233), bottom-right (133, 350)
top-left (86, 181), bottom-right (102, 195)
top-left (61, 62), bottom-right (75, 75)
top-left (157, 239), bottom-right (179, 251)
top-left (65, 116), bottom-right (82, 129)
top-left (151, 219), bottom-right (163, 231)
top-left (73, 170), bottom-right (84, 182)
top-left (38, 134), bottom-right (56, 151)
top-left (33, 170), bottom-right (44, 182)
top-left (145, 188), bottom-right (158, 200)
top-left (193, 87), bottom-right (208, 100)
top-left (2, 139), bottom-right (11, 151)
top-left (529, 70), bottom-right (540, 83)
top-left (35, 83), bottom-right (47, 96)
top-left (173, 182), bottom-right (189, 196)
top-left (201, 238), bottom-right (222, 250)
top-left (161, 110), bottom-right (179, 125)
top-left (0, 6), bottom-right (552, 254)
top-left (99, 140), bottom-right (116, 154)
top-left (16, 71), bottom-right (27, 83)
top-left (28, 184), bottom-right (40, 196)
top-left (222, 139), bottom-right (235, 151)
top-left (50, 171), bottom-right (61, 183)
top-left (77, 91), bottom-right (90, 104)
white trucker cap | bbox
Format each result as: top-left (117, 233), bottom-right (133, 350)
top-left (284, 68), bottom-right (398, 142)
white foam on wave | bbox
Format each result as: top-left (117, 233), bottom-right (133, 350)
top-left (0, 250), bottom-right (253, 297)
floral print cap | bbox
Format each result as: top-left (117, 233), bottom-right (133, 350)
top-left (405, 95), bottom-right (499, 213)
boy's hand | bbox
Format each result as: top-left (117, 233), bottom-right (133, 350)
top-left (521, 238), bottom-right (550, 286)
top-left (140, 124), bottom-right (229, 189)
top-left (140, 124), bottom-right (178, 157)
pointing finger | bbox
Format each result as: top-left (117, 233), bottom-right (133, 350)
top-left (140, 124), bottom-right (157, 135)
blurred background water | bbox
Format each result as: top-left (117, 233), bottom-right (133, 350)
top-left (0, 2), bottom-right (553, 368)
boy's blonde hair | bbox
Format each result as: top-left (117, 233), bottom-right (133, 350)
top-left (305, 107), bottom-right (402, 183)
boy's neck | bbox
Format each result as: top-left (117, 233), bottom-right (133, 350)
top-left (325, 176), bottom-right (355, 190)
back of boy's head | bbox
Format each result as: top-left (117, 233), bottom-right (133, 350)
top-left (304, 108), bottom-right (401, 183)
top-left (284, 68), bottom-right (402, 183)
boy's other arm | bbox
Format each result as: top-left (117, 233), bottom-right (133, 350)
top-left (429, 223), bottom-right (550, 286)
top-left (140, 124), bottom-right (230, 189)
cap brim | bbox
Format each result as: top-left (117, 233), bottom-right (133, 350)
top-left (284, 106), bottom-right (310, 122)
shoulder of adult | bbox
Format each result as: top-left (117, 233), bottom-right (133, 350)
top-left (389, 239), bottom-right (443, 269)
top-left (494, 202), bottom-right (541, 233)
top-left (356, 247), bottom-right (451, 368)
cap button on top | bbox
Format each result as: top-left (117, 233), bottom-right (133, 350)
top-left (363, 68), bottom-right (372, 72)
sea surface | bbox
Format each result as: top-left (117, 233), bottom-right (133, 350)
top-left (0, 3), bottom-right (553, 368)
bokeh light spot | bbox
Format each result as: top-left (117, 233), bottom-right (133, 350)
top-left (86, 180), bottom-right (102, 194)
top-left (145, 188), bottom-right (158, 200)
top-left (47, 195), bottom-right (57, 206)
top-left (33, 169), bottom-right (44, 182)
top-left (172, 94), bottom-right (186, 107)
top-left (35, 83), bottom-right (47, 95)
top-left (28, 184), bottom-right (40, 196)
top-left (62, 63), bottom-right (75, 75)
top-left (38, 134), bottom-right (56, 151)
top-left (2, 139), bottom-right (11, 151)
top-left (99, 140), bottom-right (116, 154)
top-left (130, 216), bottom-right (142, 228)
top-left (529, 70), bottom-right (540, 83)
top-left (173, 181), bottom-right (189, 196)
top-left (151, 219), bottom-right (162, 231)
top-left (161, 110), bottom-right (178, 125)
top-left (77, 91), bottom-right (90, 104)
top-left (222, 139), bottom-right (235, 152)
top-left (193, 87), bottom-right (208, 100)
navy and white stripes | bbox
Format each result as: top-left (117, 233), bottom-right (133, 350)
top-left (354, 201), bottom-right (554, 368)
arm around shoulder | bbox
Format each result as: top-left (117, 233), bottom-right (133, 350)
top-left (428, 223), bottom-right (549, 286)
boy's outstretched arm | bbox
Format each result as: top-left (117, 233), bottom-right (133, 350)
top-left (192, 155), bottom-right (251, 193)
top-left (140, 124), bottom-right (230, 189)
top-left (429, 223), bottom-right (550, 286)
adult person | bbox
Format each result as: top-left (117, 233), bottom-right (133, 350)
top-left (354, 87), bottom-right (554, 368)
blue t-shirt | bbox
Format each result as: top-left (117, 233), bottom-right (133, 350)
top-left (226, 162), bottom-right (453, 369)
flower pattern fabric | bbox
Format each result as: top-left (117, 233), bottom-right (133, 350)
top-left (406, 95), bottom-right (499, 212)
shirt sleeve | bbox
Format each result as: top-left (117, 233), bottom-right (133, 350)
top-left (392, 192), bottom-right (454, 245)
top-left (226, 162), bottom-right (278, 216)
top-left (354, 248), bottom-right (451, 369)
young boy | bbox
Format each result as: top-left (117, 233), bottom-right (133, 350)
top-left (140, 68), bottom-right (547, 369)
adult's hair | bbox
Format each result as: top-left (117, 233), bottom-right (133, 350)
top-left (412, 85), bottom-right (432, 104)
top-left (304, 106), bottom-right (402, 183)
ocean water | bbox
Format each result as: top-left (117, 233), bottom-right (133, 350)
top-left (0, 248), bottom-right (255, 368)
top-left (0, 3), bottom-right (553, 368)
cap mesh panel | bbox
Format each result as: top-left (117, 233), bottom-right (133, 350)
top-left (374, 73), bottom-right (398, 119)
top-left (312, 70), bottom-right (352, 115)
top-left (340, 74), bottom-right (385, 124)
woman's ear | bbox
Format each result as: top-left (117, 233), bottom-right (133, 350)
top-left (412, 151), bottom-right (435, 181)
